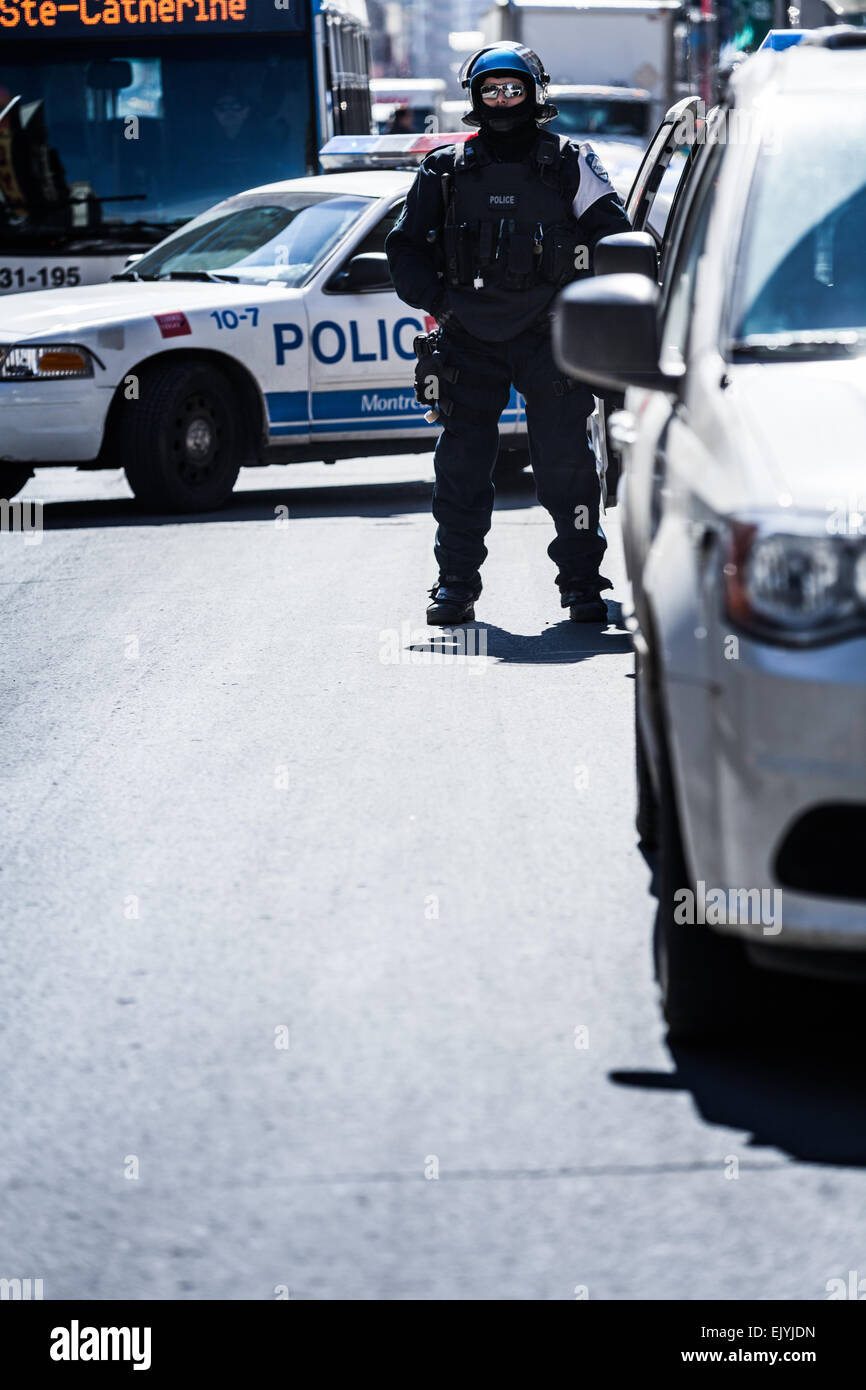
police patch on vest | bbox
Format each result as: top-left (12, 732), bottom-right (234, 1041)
top-left (488, 194), bottom-right (519, 208)
top-left (585, 152), bottom-right (610, 183)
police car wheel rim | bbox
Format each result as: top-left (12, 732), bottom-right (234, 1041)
top-left (185, 416), bottom-right (213, 460)
top-left (171, 393), bottom-right (222, 485)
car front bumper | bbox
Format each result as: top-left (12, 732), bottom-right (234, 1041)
top-left (671, 628), bottom-right (866, 953)
top-left (0, 379), bottom-right (109, 463)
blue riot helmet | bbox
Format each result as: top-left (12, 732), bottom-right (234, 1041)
top-left (459, 44), bottom-right (558, 129)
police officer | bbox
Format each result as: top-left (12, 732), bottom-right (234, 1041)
top-left (385, 44), bottom-right (632, 626)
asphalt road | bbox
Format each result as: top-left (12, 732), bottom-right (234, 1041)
top-left (2, 457), bottom-right (865, 1301)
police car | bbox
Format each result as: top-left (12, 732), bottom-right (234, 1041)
top-left (0, 130), bottom-right (637, 512)
top-left (0, 133), bottom-right (528, 512)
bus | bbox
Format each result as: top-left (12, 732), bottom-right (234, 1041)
top-left (0, 0), bottom-right (373, 294)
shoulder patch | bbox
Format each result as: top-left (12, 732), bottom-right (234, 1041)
top-left (585, 150), bottom-right (610, 184)
top-left (573, 143), bottom-right (617, 220)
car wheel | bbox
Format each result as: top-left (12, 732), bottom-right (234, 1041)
top-left (121, 361), bottom-right (241, 513)
top-left (0, 465), bottom-right (34, 501)
top-left (634, 661), bottom-right (658, 849)
top-left (494, 445), bottom-right (531, 479)
top-left (654, 721), bottom-right (755, 1043)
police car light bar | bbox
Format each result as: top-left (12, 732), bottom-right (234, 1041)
top-left (758, 28), bottom-right (806, 50)
top-left (760, 24), bottom-right (866, 50)
top-left (319, 133), bottom-right (473, 172)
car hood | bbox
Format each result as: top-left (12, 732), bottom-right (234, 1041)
top-left (0, 280), bottom-right (300, 341)
top-left (730, 358), bottom-right (866, 514)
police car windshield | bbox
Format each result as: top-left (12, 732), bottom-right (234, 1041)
top-left (732, 102), bottom-right (866, 353)
top-left (131, 194), bottom-right (374, 287)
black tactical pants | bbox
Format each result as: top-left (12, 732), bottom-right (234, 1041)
top-left (430, 320), bottom-right (607, 588)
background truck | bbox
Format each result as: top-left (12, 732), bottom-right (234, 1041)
top-left (481, 0), bottom-right (684, 126)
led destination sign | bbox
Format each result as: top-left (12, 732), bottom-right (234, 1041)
top-left (0, 0), bottom-right (306, 36)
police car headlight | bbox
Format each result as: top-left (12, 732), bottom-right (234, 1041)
top-left (0, 344), bottom-right (95, 380)
top-left (723, 522), bottom-right (862, 644)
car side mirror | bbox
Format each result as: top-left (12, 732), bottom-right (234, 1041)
top-left (594, 231), bottom-right (658, 280)
top-left (553, 274), bottom-right (683, 394)
top-left (330, 252), bottom-right (392, 292)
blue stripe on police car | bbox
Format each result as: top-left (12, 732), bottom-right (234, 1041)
top-left (313, 388), bottom-right (427, 419)
top-left (267, 391), bottom-right (307, 424)
top-left (265, 386), bottom-right (523, 436)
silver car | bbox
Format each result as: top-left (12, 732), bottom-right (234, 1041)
top-left (555, 31), bottom-right (866, 1040)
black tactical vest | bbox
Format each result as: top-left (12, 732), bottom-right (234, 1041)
top-left (441, 132), bottom-right (583, 341)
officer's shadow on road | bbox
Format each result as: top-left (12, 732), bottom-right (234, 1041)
top-left (408, 601), bottom-right (631, 665)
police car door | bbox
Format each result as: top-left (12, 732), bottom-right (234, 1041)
top-left (304, 197), bottom-right (434, 448)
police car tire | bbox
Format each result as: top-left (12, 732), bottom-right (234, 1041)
top-left (0, 466), bottom-right (34, 501)
top-left (654, 719), bottom-right (756, 1043)
top-left (121, 361), bottom-right (241, 513)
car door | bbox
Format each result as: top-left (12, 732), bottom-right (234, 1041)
top-left (625, 96), bottom-right (706, 245)
top-left (304, 197), bottom-right (436, 449)
top-left (621, 131), bottom-right (725, 619)
top-left (601, 96), bottom-right (709, 503)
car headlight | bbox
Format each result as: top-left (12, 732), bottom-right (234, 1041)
top-left (723, 521), bottom-right (865, 645)
top-left (0, 344), bottom-right (95, 380)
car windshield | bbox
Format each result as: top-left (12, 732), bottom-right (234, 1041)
top-left (130, 193), bottom-right (373, 286)
top-left (732, 102), bottom-right (866, 348)
top-left (550, 97), bottom-right (650, 139)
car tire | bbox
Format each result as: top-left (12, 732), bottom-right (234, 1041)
top-left (120, 361), bottom-right (242, 513)
top-left (654, 720), bottom-right (755, 1043)
top-left (1, 466), bottom-right (34, 501)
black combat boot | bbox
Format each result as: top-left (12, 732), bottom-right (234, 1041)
top-left (426, 574), bottom-right (481, 626)
top-left (559, 575), bottom-right (612, 624)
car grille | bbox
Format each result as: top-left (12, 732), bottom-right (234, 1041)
top-left (775, 805), bottom-right (866, 903)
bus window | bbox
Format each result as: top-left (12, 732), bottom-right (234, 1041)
top-left (0, 39), bottom-right (314, 243)
top-left (0, 1), bottom-right (373, 289)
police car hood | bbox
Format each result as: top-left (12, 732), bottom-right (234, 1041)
top-left (730, 358), bottom-right (866, 511)
top-left (0, 280), bottom-right (300, 341)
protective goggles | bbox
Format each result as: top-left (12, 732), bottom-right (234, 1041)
top-left (478, 80), bottom-right (526, 100)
